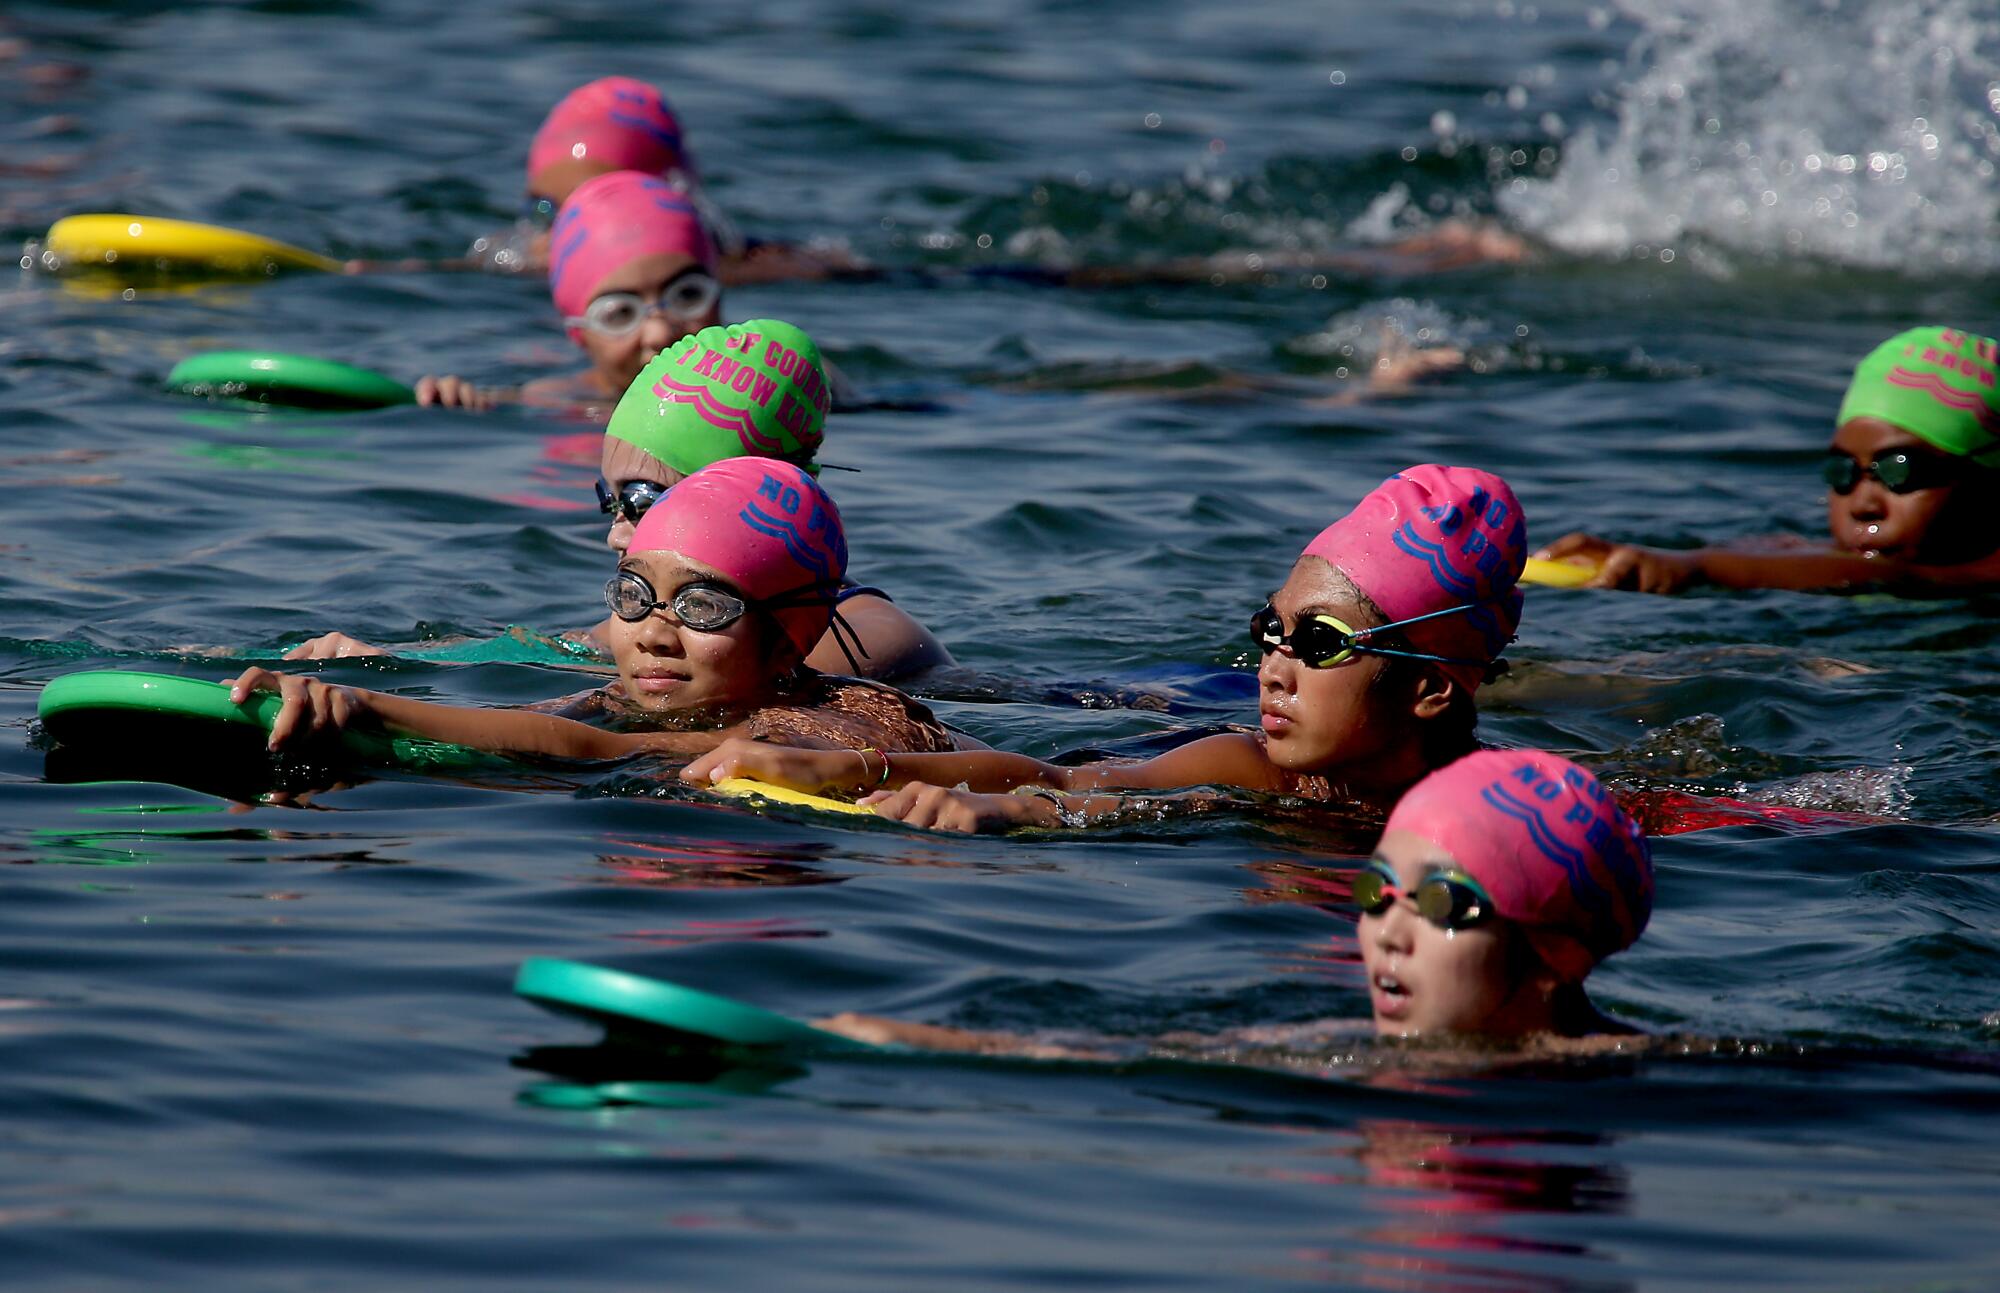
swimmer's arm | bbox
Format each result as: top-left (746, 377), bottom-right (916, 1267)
top-left (684, 731), bottom-right (1277, 799)
top-left (813, 1012), bottom-right (1132, 1061)
top-left (1689, 548), bottom-right (1906, 591)
top-left (683, 739), bottom-right (1070, 796)
top-left (1059, 732), bottom-right (1283, 793)
top-left (232, 667), bottom-right (709, 760)
top-left (855, 733), bottom-right (1282, 832)
top-left (1536, 532), bottom-right (1901, 594)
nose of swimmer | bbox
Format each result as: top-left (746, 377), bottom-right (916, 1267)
top-left (1371, 898), bottom-right (1416, 952)
top-left (631, 609), bottom-right (686, 653)
top-left (638, 311), bottom-right (678, 353)
top-left (1846, 479), bottom-right (1890, 520)
top-left (606, 517), bottom-right (634, 555)
top-left (1258, 648), bottom-right (1296, 691)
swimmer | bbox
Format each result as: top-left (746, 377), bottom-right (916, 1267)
top-left (233, 459), bottom-right (962, 767)
top-left (811, 749), bottom-right (1653, 1053)
top-left (478, 79), bottom-right (1524, 290)
top-left (419, 169), bottom-right (722, 411)
top-left (296, 319), bottom-right (952, 681)
top-left (1536, 326), bottom-right (2000, 593)
top-left (472, 76), bottom-right (866, 286)
top-left (682, 464), bottom-right (1527, 829)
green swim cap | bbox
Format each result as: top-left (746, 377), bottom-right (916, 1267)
top-left (605, 319), bottom-right (832, 477)
top-left (1836, 326), bottom-right (2000, 468)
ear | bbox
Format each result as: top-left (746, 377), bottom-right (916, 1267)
top-left (1409, 666), bottom-right (1457, 720)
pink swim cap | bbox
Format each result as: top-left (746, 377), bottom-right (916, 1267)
top-left (547, 171), bottom-right (718, 329)
top-left (1385, 750), bottom-right (1653, 982)
top-left (626, 458), bottom-right (847, 658)
top-left (527, 77), bottom-right (694, 191)
top-left (1302, 465), bottom-right (1526, 693)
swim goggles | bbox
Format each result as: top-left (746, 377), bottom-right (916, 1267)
top-left (605, 572), bottom-right (755, 631)
top-left (1351, 857), bottom-right (1494, 930)
top-left (1251, 602), bottom-right (1495, 668)
top-left (1821, 449), bottom-right (1958, 495)
top-left (596, 478), bottom-right (669, 525)
top-left (565, 272), bottom-right (722, 337)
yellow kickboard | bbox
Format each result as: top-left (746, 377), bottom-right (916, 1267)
top-left (1521, 556), bottom-right (1600, 588)
top-left (44, 213), bottom-right (342, 275)
top-left (710, 776), bottom-right (875, 816)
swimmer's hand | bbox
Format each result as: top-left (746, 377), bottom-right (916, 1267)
top-left (413, 375), bottom-right (508, 411)
top-left (681, 737), bottom-right (863, 794)
top-left (1365, 335), bottom-right (1466, 395)
top-left (227, 666), bottom-right (372, 752)
top-left (284, 631), bottom-right (390, 661)
top-left (1534, 532), bottom-right (1701, 594)
top-left (857, 782), bottom-right (1056, 833)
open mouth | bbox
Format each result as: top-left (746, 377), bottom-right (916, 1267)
top-left (1371, 971), bottom-right (1410, 1018)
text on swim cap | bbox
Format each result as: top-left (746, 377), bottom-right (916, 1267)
top-left (1937, 329), bottom-right (1999, 365)
top-left (744, 471), bottom-right (844, 579)
top-left (673, 340), bottom-right (831, 437)
top-left (1906, 336), bottom-right (1997, 388)
top-left (1500, 764), bottom-right (1649, 926)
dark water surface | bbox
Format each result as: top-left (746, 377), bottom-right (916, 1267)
top-left (4, 0), bottom-right (1999, 1287)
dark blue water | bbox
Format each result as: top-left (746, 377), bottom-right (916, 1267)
top-left (4, 0), bottom-right (1999, 1286)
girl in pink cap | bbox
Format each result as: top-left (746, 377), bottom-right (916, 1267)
top-left (682, 463), bottom-right (1529, 829)
top-left (473, 76), bottom-right (863, 286)
top-left (1355, 748), bottom-right (1651, 1039)
top-left (466, 76), bottom-right (704, 276)
top-left (420, 169), bottom-right (725, 410)
top-left (227, 460), bottom-right (960, 764)
top-left (808, 749), bottom-right (1653, 1053)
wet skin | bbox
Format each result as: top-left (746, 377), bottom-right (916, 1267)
top-left (1360, 829), bottom-right (1560, 1039)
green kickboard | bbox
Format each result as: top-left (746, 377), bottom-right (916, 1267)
top-left (37, 669), bottom-right (487, 778)
top-left (167, 350), bottom-right (414, 410)
top-left (515, 958), bottom-right (881, 1055)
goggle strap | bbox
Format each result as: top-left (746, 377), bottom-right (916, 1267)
top-left (826, 607), bottom-right (869, 671)
top-left (1348, 600), bottom-right (1515, 667)
top-left (1348, 643), bottom-right (1497, 667)
top-left (755, 581), bottom-right (870, 668)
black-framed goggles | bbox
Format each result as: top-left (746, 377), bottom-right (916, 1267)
top-left (1820, 449), bottom-right (1959, 496)
top-left (597, 478), bottom-right (669, 525)
top-left (1251, 601), bottom-right (1496, 669)
top-left (604, 572), bottom-right (754, 631)
top-left (602, 569), bottom-right (868, 668)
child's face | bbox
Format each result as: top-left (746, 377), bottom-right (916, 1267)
top-left (1257, 560), bottom-right (1404, 775)
top-left (1825, 417), bottom-right (1965, 560)
top-left (604, 550), bottom-right (786, 712)
top-left (599, 437), bottom-right (685, 555)
top-left (576, 251), bottom-right (724, 396)
top-left (1359, 829), bottom-right (1547, 1038)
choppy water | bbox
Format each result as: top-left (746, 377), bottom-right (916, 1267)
top-left (4, 0), bottom-right (1999, 1287)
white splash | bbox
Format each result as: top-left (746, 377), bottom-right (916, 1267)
top-left (1500, 0), bottom-right (2000, 273)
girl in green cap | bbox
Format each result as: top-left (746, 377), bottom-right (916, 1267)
top-left (1536, 326), bottom-right (2000, 593)
top-left (290, 320), bottom-right (953, 682)
top-left (588, 319), bottom-right (952, 680)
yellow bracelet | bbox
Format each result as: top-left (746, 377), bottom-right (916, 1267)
top-left (857, 746), bottom-right (888, 789)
